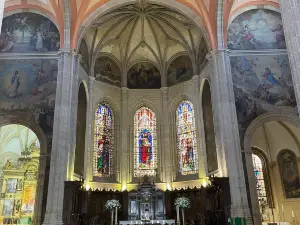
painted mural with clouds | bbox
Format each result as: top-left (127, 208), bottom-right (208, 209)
top-left (231, 55), bottom-right (297, 125)
top-left (0, 12), bottom-right (60, 53)
top-left (228, 9), bottom-right (286, 50)
top-left (0, 59), bottom-right (57, 145)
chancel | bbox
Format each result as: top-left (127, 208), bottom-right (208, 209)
top-left (1, 0), bottom-right (300, 225)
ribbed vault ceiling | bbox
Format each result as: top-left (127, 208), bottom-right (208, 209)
top-left (83, 1), bottom-right (207, 75)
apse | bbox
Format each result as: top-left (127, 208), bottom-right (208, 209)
top-left (79, 1), bottom-right (208, 88)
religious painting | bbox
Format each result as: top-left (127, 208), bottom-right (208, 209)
top-left (0, 59), bottom-right (57, 136)
top-left (21, 186), bottom-right (36, 214)
top-left (5, 178), bottom-right (18, 193)
top-left (128, 63), bottom-right (161, 89)
top-left (0, 12), bottom-right (60, 53)
top-left (93, 103), bottom-right (114, 178)
top-left (202, 82), bottom-right (218, 174)
top-left (176, 101), bottom-right (198, 175)
top-left (227, 9), bottom-right (286, 50)
top-left (167, 55), bottom-right (193, 86)
top-left (79, 39), bottom-right (89, 74)
top-left (230, 55), bottom-right (296, 125)
top-left (134, 107), bottom-right (157, 177)
top-left (278, 150), bottom-right (300, 198)
top-left (94, 57), bottom-right (121, 87)
top-left (3, 199), bottom-right (14, 216)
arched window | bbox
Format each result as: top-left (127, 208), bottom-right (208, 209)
top-left (93, 103), bottom-right (114, 177)
top-left (134, 107), bottom-right (157, 177)
top-left (176, 101), bottom-right (198, 175)
top-left (252, 154), bottom-right (268, 215)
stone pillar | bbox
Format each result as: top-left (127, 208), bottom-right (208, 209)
top-left (207, 49), bottom-right (252, 224)
top-left (84, 76), bottom-right (96, 184)
top-left (43, 50), bottom-right (78, 225)
top-left (121, 87), bottom-right (129, 188)
top-left (192, 75), bottom-right (207, 180)
top-left (0, 0), bottom-right (4, 33)
top-left (280, 0), bottom-right (300, 113)
top-left (160, 87), bottom-right (172, 189)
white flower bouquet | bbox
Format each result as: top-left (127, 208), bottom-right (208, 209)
top-left (174, 196), bottom-right (190, 208)
top-left (105, 199), bottom-right (121, 211)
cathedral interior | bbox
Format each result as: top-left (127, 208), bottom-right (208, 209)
top-left (0, 0), bottom-right (300, 225)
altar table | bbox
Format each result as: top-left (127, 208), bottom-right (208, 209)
top-left (119, 220), bottom-right (175, 225)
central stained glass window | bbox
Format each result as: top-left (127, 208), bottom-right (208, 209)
top-left (176, 100), bottom-right (198, 175)
top-left (93, 103), bottom-right (114, 177)
top-left (134, 106), bottom-right (157, 177)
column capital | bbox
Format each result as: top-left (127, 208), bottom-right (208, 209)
top-left (206, 48), bottom-right (230, 60)
top-left (160, 87), bottom-right (169, 92)
top-left (121, 87), bottom-right (129, 92)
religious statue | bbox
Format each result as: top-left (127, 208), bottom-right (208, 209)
top-left (4, 160), bottom-right (12, 169)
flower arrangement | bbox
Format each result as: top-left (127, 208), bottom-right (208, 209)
top-left (174, 196), bottom-right (190, 208)
top-left (105, 199), bottom-right (121, 211)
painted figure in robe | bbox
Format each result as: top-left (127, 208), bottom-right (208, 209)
top-left (97, 135), bottom-right (110, 174)
top-left (139, 130), bottom-right (152, 167)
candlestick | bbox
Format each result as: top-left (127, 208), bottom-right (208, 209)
top-left (292, 210), bottom-right (294, 218)
top-left (176, 206), bottom-right (180, 223)
top-left (181, 208), bottom-right (185, 225)
top-left (111, 210), bottom-right (114, 225)
top-left (115, 207), bottom-right (118, 225)
top-left (281, 204), bottom-right (284, 213)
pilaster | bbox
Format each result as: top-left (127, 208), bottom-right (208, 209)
top-left (280, 0), bottom-right (300, 114)
top-left (160, 87), bottom-right (172, 189)
top-left (84, 76), bottom-right (96, 184)
top-left (121, 87), bottom-right (129, 188)
top-left (43, 50), bottom-right (79, 225)
top-left (207, 49), bottom-right (252, 224)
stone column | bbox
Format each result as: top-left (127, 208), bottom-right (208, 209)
top-left (121, 87), bottom-right (129, 188)
top-left (0, 0), bottom-right (4, 33)
top-left (160, 87), bottom-right (172, 189)
top-left (192, 75), bottom-right (207, 180)
top-left (43, 50), bottom-right (78, 225)
top-left (84, 76), bottom-right (96, 184)
top-left (280, 0), bottom-right (300, 113)
top-left (207, 49), bottom-right (252, 224)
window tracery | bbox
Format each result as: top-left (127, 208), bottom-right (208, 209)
top-left (176, 101), bottom-right (198, 175)
top-left (134, 107), bottom-right (157, 177)
top-left (93, 103), bottom-right (114, 177)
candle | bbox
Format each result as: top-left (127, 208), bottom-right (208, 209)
top-left (292, 211), bottom-right (295, 218)
top-left (281, 204), bottom-right (284, 213)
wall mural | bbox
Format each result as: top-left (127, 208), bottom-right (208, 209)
top-left (278, 150), bottom-right (300, 198)
top-left (128, 62), bottom-right (161, 89)
top-left (0, 59), bottom-right (57, 144)
top-left (79, 39), bottom-right (89, 74)
top-left (227, 9), bottom-right (286, 50)
top-left (231, 55), bottom-right (296, 126)
top-left (0, 12), bottom-right (60, 53)
top-left (167, 55), bottom-right (193, 87)
top-left (94, 57), bottom-right (121, 87)
top-left (0, 125), bottom-right (40, 222)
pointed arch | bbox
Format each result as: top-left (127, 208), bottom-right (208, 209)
top-left (133, 106), bottom-right (157, 177)
top-left (176, 100), bottom-right (198, 175)
top-left (93, 102), bottom-right (114, 178)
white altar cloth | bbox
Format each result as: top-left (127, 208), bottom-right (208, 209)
top-left (262, 222), bottom-right (290, 225)
top-left (120, 220), bottom-right (175, 225)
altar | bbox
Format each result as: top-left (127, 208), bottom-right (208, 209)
top-left (119, 220), bottom-right (175, 225)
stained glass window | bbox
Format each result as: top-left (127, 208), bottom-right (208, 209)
top-left (176, 101), bottom-right (198, 175)
top-left (252, 154), bottom-right (268, 216)
top-left (134, 107), bottom-right (157, 177)
top-left (93, 103), bottom-right (114, 177)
